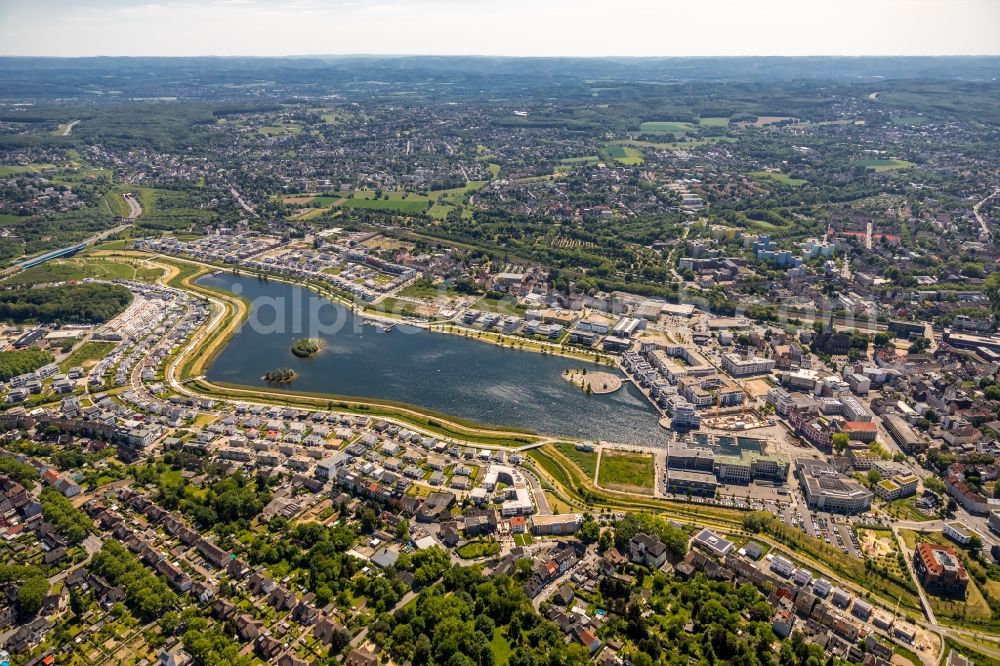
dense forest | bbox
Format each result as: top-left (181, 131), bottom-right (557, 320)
top-left (0, 283), bottom-right (131, 324)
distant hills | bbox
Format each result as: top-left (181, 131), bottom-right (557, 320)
top-left (0, 55), bottom-right (997, 102)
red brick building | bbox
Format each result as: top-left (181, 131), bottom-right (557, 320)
top-left (913, 542), bottom-right (968, 598)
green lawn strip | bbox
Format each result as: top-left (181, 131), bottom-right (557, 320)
top-left (456, 540), bottom-right (501, 559)
top-left (490, 627), bottom-right (512, 666)
top-left (553, 442), bottom-right (597, 478)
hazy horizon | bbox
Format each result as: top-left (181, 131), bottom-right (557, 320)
top-left (2, 0), bottom-right (998, 59)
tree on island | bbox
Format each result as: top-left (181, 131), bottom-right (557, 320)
top-left (291, 338), bottom-right (322, 358)
top-left (263, 368), bottom-right (296, 383)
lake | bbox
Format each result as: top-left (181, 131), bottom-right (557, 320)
top-left (198, 274), bottom-right (666, 444)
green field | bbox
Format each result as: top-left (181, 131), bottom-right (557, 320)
top-left (472, 296), bottom-right (528, 314)
top-left (399, 278), bottom-right (459, 300)
top-left (851, 158), bottom-right (916, 171)
top-left (598, 450), bottom-right (655, 493)
top-left (60, 341), bottom-right (118, 371)
top-left (560, 156), bottom-right (601, 166)
top-left (305, 196), bottom-right (342, 208)
top-left (0, 214), bottom-right (22, 226)
top-left (343, 197), bottom-right (430, 214)
top-left (604, 145), bottom-right (643, 165)
top-left (4, 256), bottom-right (164, 286)
top-left (638, 121), bottom-right (696, 134)
top-left (259, 124), bottom-right (303, 136)
top-left (750, 170), bottom-right (807, 187)
top-left (338, 189), bottom-right (468, 217)
top-left (0, 165), bottom-right (32, 176)
top-left (554, 442), bottom-right (598, 479)
top-left (699, 117), bottom-right (731, 127)
top-left (617, 137), bottom-right (735, 151)
top-left (127, 185), bottom-right (213, 230)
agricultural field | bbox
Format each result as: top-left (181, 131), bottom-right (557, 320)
top-left (698, 116), bottom-right (731, 127)
top-left (343, 195), bottom-right (430, 215)
top-left (752, 116), bottom-right (797, 126)
top-left (598, 450), bottom-right (655, 494)
top-left (617, 137), bottom-right (735, 151)
top-left (851, 158), bottom-right (916, 171)
top-left (638, 121), bottom-right (695, 134)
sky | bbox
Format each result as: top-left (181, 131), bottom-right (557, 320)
top-left (1, 0), bottom-right (998, 58)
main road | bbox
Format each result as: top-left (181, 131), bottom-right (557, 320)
top-left (123, 192), bottom-right (143, 220)
top-left (973, 187), bottom-right (999, 239)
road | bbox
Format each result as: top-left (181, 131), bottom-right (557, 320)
top-left (972, 188), bottom-right (999, 239)
top-left (59, 120), bottom-right (80, 136)
top-left (123, 192), bottom-right (143, 220)
top-left (230, 186), bottom-right (258, 217)
top-left (92, 222), bottom-right (133, 244)
top-left (522, 466), bottom-right (551, 514)
top-left (531, 545), bottom-right (597, 610)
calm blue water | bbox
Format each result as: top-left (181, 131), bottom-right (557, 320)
top-left (198, 274), bottom-right (665, 444)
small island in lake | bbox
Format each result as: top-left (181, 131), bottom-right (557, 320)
top-left (562, 368), bottom-right (622, 395)
top-left (263, 367), bottom-right (297, 383)
top-left (291, 337), bottom-right (323, 358)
